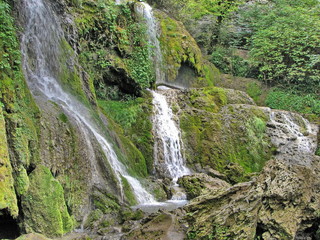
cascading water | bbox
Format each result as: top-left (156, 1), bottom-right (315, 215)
top-left (152, 89), bottom-right (191, 200)
top-left (20, 0), bottom-right (154, 204)
top-left (152, 90), bottom-right (190, 180)
top-left (135, 2), bottom-right (165, 84)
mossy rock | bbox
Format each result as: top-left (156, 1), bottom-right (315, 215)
top-left (21, 165), bottom-right (73, 237)
top-left (155, 10), bottom-right (220, 87)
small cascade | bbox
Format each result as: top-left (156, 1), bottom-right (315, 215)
top-left (135, 2), bottom-right (165, 84)
top-left (152, 89), bottom-right (191, 200)
top-left (267, 110), bottom-right (318, 166)
top-left (20, 0), bottom-right (155, 204)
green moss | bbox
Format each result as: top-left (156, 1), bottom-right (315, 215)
top-left (0, 0), bottom-right (40, 170)
top-left (0, 107), bottom-right (18, 217)
top-left (14, 165), bottom-right (30, 196)
top-left (58, 39), bottom-right (91, 104)
top-left (22, 165), bottom-right (73, 237)
top-left (84, 209), bottom-right (104, 230)
top-left (177, 177), bottom-right (203, 199)
top-left (58, 113), bottom-right (68, 123)
top-left (189, 87), bottom-right (227, 113)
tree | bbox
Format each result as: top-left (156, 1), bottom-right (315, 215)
top-left (244, 0), bottom-right (320, 93)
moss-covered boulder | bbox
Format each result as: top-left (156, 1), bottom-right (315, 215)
top-left (167, 87), bottom-right (273, 183)
top-left (155, 10), bottom-right (220, 88)
top-left (21, 165), bottom-right (73, 237)
top-left (15, 233), bottom-right (51, 240)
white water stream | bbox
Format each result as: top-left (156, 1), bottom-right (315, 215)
top-left (135, 2), bottom-right (165, 84)
top-left (152, 89), bottom-right (191, 200)
top-left (20, 0), bottom-right (155, 204)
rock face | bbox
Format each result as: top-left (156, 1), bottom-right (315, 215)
top-left (184, 156), bottom-right (320, 239)
top-left (0, 107), bottom-right (18, 217)
top-left (178, 173), bottom-right (231, 199)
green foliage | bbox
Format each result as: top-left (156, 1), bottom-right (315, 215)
top-left (266, 88), bottom-right (320, 116)
top-left (0, 1), bottom-right (21, 77)
top-left (246, 82), bottom-right (262, 103)
top-left (210, 46), bottom-right (253, 77)
top-left (98, 99), bottom-right (142, 129)
top-left (242, 0), bottom-right (320, 93)
top-left (152, 0), bottom-right (243, 21)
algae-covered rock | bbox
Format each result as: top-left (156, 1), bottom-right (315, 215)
top-left (0, 107), bottom-right (18, 217)
top-left (182, 108), bottom-right (320, 239)
top-left (21, 165), bottom-right (73, 237)
top-left (155, 10), bottom-right (220, 87)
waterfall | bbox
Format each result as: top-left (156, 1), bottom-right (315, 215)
top-left (152, 89), bottom-right (191, 200)
top-left (135, 2), bottom-right (165, 84)
top-left (20, 0), bottom-right (155, 204)
top-left (135, 2), bottom-right (190, 200)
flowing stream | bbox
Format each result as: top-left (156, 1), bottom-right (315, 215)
top-left (20, 0), bottom-right (155, 204)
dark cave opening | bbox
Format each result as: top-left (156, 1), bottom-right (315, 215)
top-left (0, 211), bottom-right (20, 239)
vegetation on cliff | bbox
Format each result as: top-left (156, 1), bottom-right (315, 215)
top-left (0, 0), bottom-right (40, 218)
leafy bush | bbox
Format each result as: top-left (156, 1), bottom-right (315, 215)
top-left (210, 46), bottom-right (254, 77)
top-left (265, 88), bottom-right (320, 115)
top-left (242, 0), bottom-right (320, 93)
